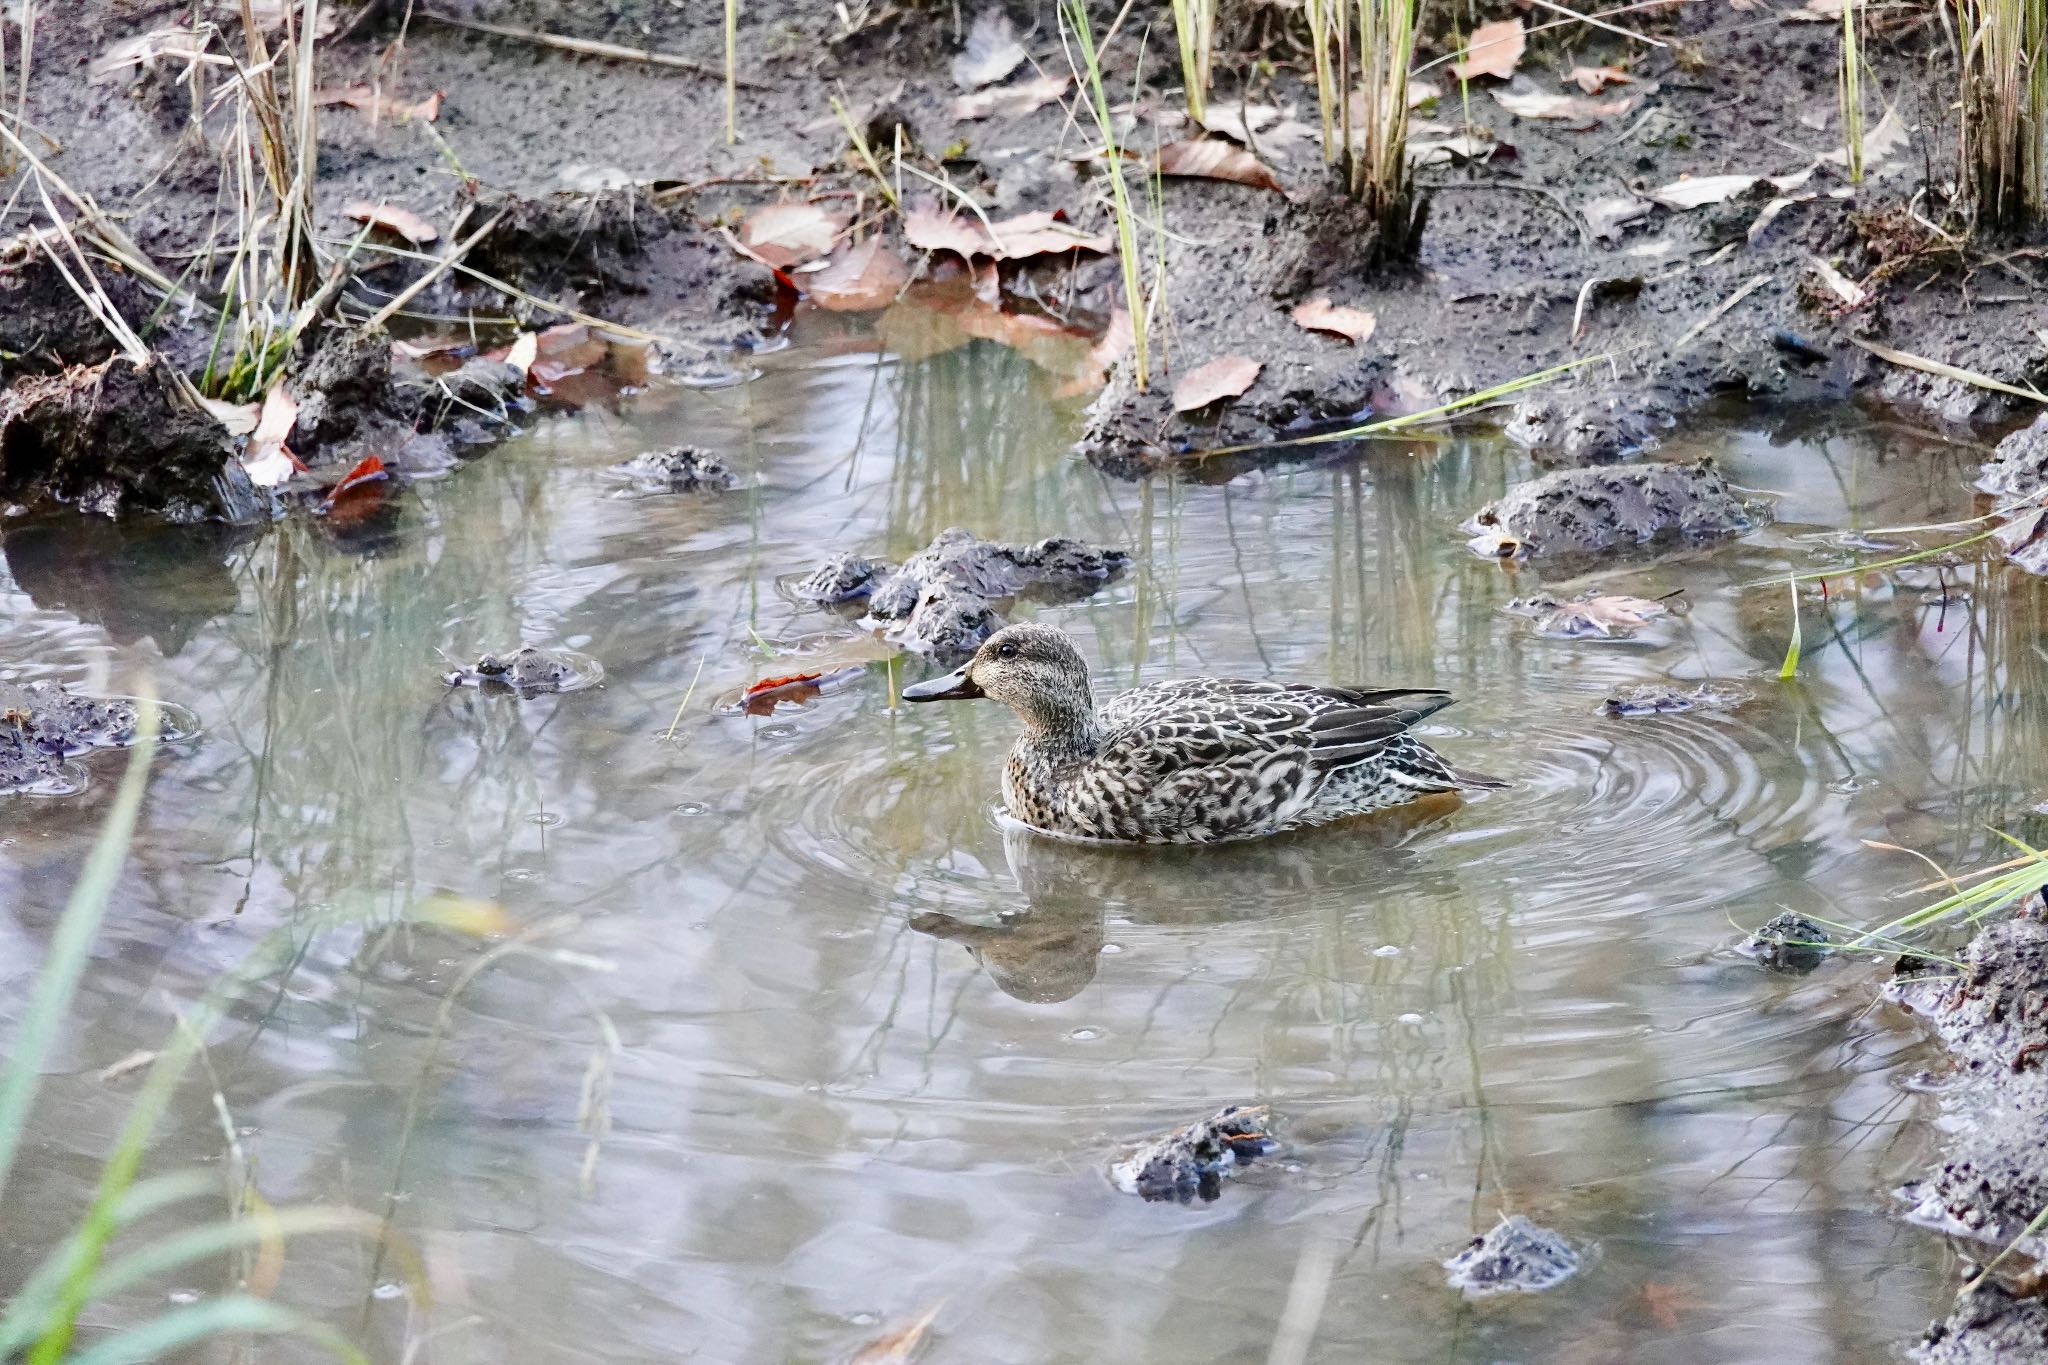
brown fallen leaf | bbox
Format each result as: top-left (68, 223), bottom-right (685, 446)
top-left (313, 83), bottom-right (443, 123)
top-left (1571, 65), bottom-right (1636, 95)
top-left (902, 207), bottom-right (1111, 262)
top-left (808, 237), bottom-right (911, 311)
top-left (1154, 137), bottom-right (1283, 193)
top-left (951, 73), bottom-right (1069, 122)
top-left (1449, 18), bottom-right (1525, 82)
top-left (92, 27), bottom-right (231, 82)
top-left (848, 1303), bottom-right (944, 1365)
top-left (1290, 296), bottom-right (1377, 344)
top-left (1493, 88), bottom-right (1633, 122)
top-left (241, 382), bottom-right (303, 489)
top-left (1173, 355), bottom-right (1262, 413)
top-left (344, 200), bottom-right (439, 246)
top-left (742, 203), bottom-right (849, 269)
top-left (1510, 591), bottom-right (1672, 639)
top-left (537, 323), bottom-right (609, 371)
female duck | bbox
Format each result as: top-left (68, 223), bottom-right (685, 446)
top-left (902, 623), bottom-right (1503, 844)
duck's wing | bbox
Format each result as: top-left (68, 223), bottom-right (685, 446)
top-left (1081, 681), bottom-right (1456, 840)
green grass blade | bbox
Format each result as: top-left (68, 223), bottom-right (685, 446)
top-left (62, 1297), bottom-right (368, 1365)
top-left (1778, 576), bottom-right (1802, 679)
top-left (0, 700), bottom-right (158, 1205)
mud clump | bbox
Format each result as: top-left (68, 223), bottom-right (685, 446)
top-left (1463, 460), bottom-right (1754, 559)
top-left (396, 357), bottom-right (531, 448)
top-left (610, 445), bottom-right (737, 493)
top-left (1914, 1282), bottom-right (2048, 1363)
top-left (794, 528), bottom-right (1131, 660)
top-left (288, 325), bottom-right (402, 452)
top-left (459, 186), bottom-right (670, 298)
top-left (443, 647), bottom-right (602, 697)
top-left (1108, 1104), bottom-right (1279, 1204)
top-left (0, 680), bottom-right (175, 797)
top-left (0, 356), bottom-right (250, 520)
top-left (1740, 911), bottom-right (1835, 974)
top-left (1603, 681), bottom-right (1749, 718)
top-left (1979, 414), bottom-right (2048, 578)
top-left (1504, 392), bottom-right (1672, 465)
top-left (1889, 914), bottom-right (2048, 1262)
top-left (1443, 1215), bottom-right (1580, 1296)
top-left (0, 233), bottom-right (156, 377)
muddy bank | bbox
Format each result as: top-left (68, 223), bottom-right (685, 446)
top-left (15, 0), bottom-right (2043, 523)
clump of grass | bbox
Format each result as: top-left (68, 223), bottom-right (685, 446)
top-left (1303, 0), bottom-right (1426, 262)
top-left (1059, 0), bottom-right (1151, 391)
top-left (1168, 0), bottom-right (1217, 123)
top-left (1957, 0), bottom-right (2046, 230)
top-left (1852, 831), bottom-right (2048, 947)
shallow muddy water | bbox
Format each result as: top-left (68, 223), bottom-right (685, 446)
top-left (5, 316), bottom-right (2047, 1363)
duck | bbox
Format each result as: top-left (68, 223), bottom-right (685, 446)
top-left (901, 623), bottom-right (1505, 844)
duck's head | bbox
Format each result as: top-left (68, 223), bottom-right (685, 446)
top-left (901, 623), bottom-right (1093, 726)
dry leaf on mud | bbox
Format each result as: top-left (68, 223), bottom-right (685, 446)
top-left (314, 84), bottom-right (443, 122)
top-left (1822, 107), bottom-right (1907, 170)
top-left (1582, 194), bottom-right (1651, 241)
top-left (199, 396), bottom-right (262, 437)
top-left (1570, 65), bottom-right (1636, 95)
top-left (1173, 355), bottom-right (1262, 413)
top-left (807, 237), bottom-right (911, 311)
top-left (1647, 168), bottom-right (1814, 210)
top-left (222, 0), bottom-right (340, 34)
top-left (952, 73), bottom-right (1068, 121)
top-left (1154, 137), bottom-right (1283, 192)
top-left (501, 332), bottom-right (539, 380)
top-left (1449, 19), bottom-right (1524, 82)
top-left (742, 203), bottom-right (849, 269)
top-left (1409, 134), bottom-right (1499, 167)
top-left (848, 1303), bottom-right (944, 1365)
top-left (344, 200), bottom-right (439, 245)
top-left (903, 207), bottom-right (1110, 262)
top-left (241, 383), bottom-right (302, 489)
top-left (1290, 296), bottom-right (1377, 343)
top-left (1493, 88), bottom-right (1632, 122)
top-left (952, 9), bottom-right (1027, 90)
top-left (1201, 102), bottom-right (1317, 159)
top-left (92, 27), bottom-right (231, 82)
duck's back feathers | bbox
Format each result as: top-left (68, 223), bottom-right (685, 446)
top-left (1047, 679), bottom-right (1482, 842)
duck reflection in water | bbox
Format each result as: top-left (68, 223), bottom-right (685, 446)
top-left (912, 795), bottom-right (1468, 1003)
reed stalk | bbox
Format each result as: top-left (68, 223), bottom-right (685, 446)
top-left (1957, 0), bottom-right (2046, 230)
top-left (1060, 0), bottom-right (1151, 391)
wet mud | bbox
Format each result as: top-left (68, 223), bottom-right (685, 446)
top-left (1442, 1215), bottom-right (1581, 1297)
top-left (1108, 1104), bottom-right (1280, 1205)
top-left (1462, 460), bottom-right (1755, 559)
top-left (442, 646), bottom-right (603, 696)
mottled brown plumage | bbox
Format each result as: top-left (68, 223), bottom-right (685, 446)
top-left (901, 623), bottom-right (1504, 844)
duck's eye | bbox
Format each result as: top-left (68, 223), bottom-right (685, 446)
top-left (996, 641), bottom-right (1018, 660)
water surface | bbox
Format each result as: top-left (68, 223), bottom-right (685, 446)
top-left (4, 317), bottom-right (2045, 1363)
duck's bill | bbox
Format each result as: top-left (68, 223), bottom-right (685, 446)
top-left (901, 665), bottom-right (984, 702)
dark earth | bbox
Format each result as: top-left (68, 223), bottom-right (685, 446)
top-left (1442, 1213), bottom-right (1582, 1296)
top-left (1108, 1103), bottom-right (1281, 1204)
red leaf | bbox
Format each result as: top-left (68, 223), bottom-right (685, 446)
top-left (1290, 297), bottom-right (1377, 343)
top-left (808, 237), bottom-right (911, 312)
top-left (321, 454), bottom-right (388, 509)
top-left (343, 200), bottom-right (439, 245)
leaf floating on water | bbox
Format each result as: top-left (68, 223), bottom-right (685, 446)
top-left (344, 200), bottom-right (439, 245)
top-left (1172, 355), bottom-right (1263, 413)
top-left (847, 1302), bottom-right (944, 1364)
top-left (1449, 18), bottom-right (1525, 82)
top-left (417, 892), bottom-right (515, 937)
top-left (1506, 591), bottom-right (1673, 639)
top-left (952, 9), bottom-right (1027, 90)
top-left (1290, 296), bottom-right (1377, 343)
top-left (741, 203), bottom-right (849, 269)
top-left (952, 73), bottom-right (1069, 121)
top-left (313, 83), bottom-right (443, 122)
top-left (1154, 137), bottom-right (1284, 192)
top-left (321, 455), bottom-right (388, 511)
top-left (806, 237), bottom-right (911, 312)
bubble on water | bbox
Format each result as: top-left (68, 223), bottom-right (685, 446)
top-left (504, 867), bottom-right (543, 883)
top-left (1828, 775), bottom-right (1880, 795)
top-left (526, 811), bottom-right (565, 828)
top-left (1100, 943), bottom-right (1124, 955)
top-left (371, 1281), bottom-right (407, 1301)
top-left (1398, 1012), bottom-right (1425, 1025)
top-left (167, 1289), bottom-right (200, 1305)
top-left (848, 1312), bottom-right (880, 1328)
top-left (1067, 1027), bottom-right (1102, 1042)
top-left (759, 723), bottom-right (799, 740)
top-left (1373, 944), bottom-right (1402, 957)
top-left (674, 800), bottom-right (711, 817)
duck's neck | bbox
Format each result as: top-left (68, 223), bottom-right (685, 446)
top-left (1014, 693), bottom-right (1101, 763)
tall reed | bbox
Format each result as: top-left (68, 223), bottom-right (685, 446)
top-left (1060, 0), bottom-right (1151, 391)
top-left (1169, 0), bottom-right (1217, 122)
top-left (1958, 0), bottom-right (2046, 230)
top-left (1303, 0), bottom-right (1426, 261)
top-left (1839, 0), bottom-right (1864, 184)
